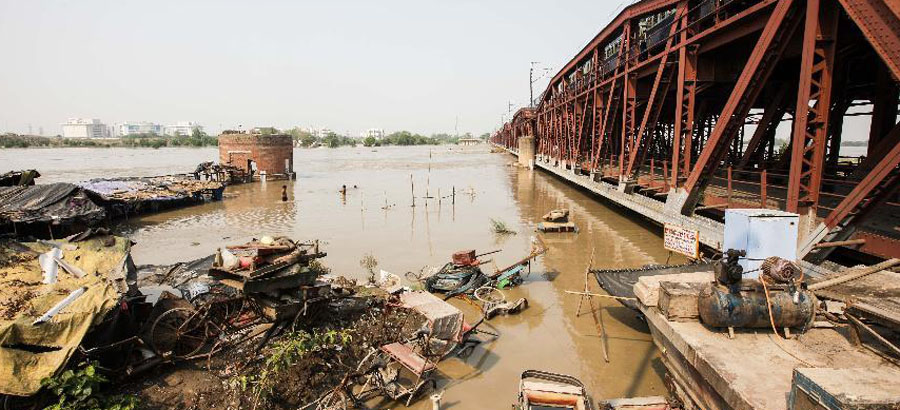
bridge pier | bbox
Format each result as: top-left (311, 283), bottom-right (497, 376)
top-left (517, 135), bottom-right (535, 170)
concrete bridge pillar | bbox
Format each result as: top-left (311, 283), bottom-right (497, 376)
top-left (518, 136), bottom-right (535, 170)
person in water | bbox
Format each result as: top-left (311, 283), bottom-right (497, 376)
top-left (340, 185), bottom-right (347, 196)
top-left (281, 185), bottom-right (288, 202)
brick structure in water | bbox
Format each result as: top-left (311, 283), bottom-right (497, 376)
top-left (218, 133), bottom-right (294, 177)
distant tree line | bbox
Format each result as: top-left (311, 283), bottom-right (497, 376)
top-left (119, 129), bottom-right (218, 148)
top-left (2, 128), bottom-right (493, 150)
top-left (0, 129), bottom-right (218, 149)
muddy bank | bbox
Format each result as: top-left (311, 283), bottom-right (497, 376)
top-left (5, 146), bottom-right (675, 408)
top-left (128, 291), bottom-right (425, 410)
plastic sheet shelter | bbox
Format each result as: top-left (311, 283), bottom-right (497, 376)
top-left (0, 236), bottom-right (134, 396)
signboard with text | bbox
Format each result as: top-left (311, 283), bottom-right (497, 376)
top-left (664, 224), bottom-right (700, 259)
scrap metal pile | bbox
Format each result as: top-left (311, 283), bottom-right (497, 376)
top-left (139, 236), bottom-right (333, 361)
top-left (0, 233), bottom-right (336, 404)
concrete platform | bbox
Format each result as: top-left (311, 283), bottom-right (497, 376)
top-left (639, 302), bottom-right (898, 410)
top-left (790, 367), bottom-right (900, 409)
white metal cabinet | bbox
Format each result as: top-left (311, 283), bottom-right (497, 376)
top-left (723, 209), bottom-right (799, 278)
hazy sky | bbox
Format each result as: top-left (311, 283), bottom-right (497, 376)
top-left (0, 1), bottom-right (635, 136)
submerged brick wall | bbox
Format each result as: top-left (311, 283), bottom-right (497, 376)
top-left (218, 134), bottom-right (293, 175)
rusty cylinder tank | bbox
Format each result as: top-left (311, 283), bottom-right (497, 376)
top-left (698, 281), bottom-right (816, 330)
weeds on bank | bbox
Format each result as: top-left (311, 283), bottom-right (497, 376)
top-left (234, 330), bottom-right (352, 409)
top-left (490, 218), bottom-right (516, 236)
top-left (359, 253), bottom-right (379, 284)
top-left (40, 362), bottom-right (138, 410)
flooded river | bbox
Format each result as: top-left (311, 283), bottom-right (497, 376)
top-left (2, 145), bottom-right (678, 408)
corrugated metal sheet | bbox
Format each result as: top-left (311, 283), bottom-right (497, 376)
top-left (0, 183), bottom-right (105, 225)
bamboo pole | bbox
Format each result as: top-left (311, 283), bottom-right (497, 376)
top-left (808, 258), bottom-right (900, 291)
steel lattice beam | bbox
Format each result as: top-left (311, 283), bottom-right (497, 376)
top-left (680, 0), bottom-right (801, 214)
top-left (787, 0), bottom-right (839, 216)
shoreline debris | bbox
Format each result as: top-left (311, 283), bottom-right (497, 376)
top-left (79, 175), bottom-right (224, 219)
top-left (537, 209), bottom-right (577, 233)
top-left (0, 170), bottom-right (39, 187)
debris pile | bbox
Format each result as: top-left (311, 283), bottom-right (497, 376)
top-left (0, 169), bottom-right (40, 186)
top-left (194, 161), bottom-right (251, 184)
top-left (537, 209), bottom-right (577, 233)
top-left (0, 183), bottom-right (106, 237)
top-left (79, 175), bottom-right (224, 218)
top-left (0, 231), bottom-right (135, 397)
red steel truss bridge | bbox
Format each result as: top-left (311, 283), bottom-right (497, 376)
top-left (493, 0), bottom-right (900, 267)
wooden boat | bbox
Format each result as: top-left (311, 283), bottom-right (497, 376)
top-left (593, 262), bottom-right (712, 310)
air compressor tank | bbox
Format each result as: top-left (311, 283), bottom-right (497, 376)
top-left (698, 281), bottom-right (816, 330)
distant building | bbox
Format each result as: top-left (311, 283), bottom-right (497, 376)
top-left (61, 118), bottom-right (110, 139)
top-left (165, 121), bottom-right (203, 137)
top-left (361, 128), bottom-right (385, 140)
top-left (458, 138), bottom-right (481, 146)
top-left (118, 121), bottom-right (163, 136)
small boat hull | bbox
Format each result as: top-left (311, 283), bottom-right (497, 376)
top-left (593, 262), bottom-right (713, 310)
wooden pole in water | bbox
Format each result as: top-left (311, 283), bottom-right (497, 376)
top-left (565, 291), bottom-right (636, 301)
top-left (452, 186), bottom-right (456, 205)
top-left (410, 174), bottom-right (415, 207)
top-left (571, 248), bottom-right (609, 362)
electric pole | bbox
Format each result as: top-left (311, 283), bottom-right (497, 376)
top-left (530, 61), bottom-right (540, 108)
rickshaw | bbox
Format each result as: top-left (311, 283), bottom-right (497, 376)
top-left (516, 370), bottom-right (594, 410)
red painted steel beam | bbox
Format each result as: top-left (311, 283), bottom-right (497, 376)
top-left (823, 129), bottom-right (900, 229)
top-left (834, 0), bottom-right (900, 81)
top-left (671, 27), bottom-right (697, 187)
top-left (852, 121), bottom-right (900, 179)
top-left (681, 0), bottom-right (801, 214)
top-left (787, 0), bottom-right (838, 215)
top-left (547, 0), bottom-right (778, 108)
top-left (548, 0), bottom-right (680, 89)
top-left (626, 3), bottom-right (686, 177)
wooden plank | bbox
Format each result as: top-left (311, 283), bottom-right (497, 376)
top-left (658, 281), bottom-right (703, 321)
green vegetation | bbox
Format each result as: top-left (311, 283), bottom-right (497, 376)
top-left (120, 129), bottom-right (217, 148)
top-left (490, 218), bottom-right (516, 236)
top-left (0, 132), bottom-right (217, 149)
top-left (235, 330), bottom-right (351, 409)
top-left (359, 252), bottom-right (378, 284)
top-left (841, 140), bottom-right (868, 147)
top-left (2, 127), bottom-right (489, 150)
top-left (321, 132), bottom-right (356, 148)
top-left (40, 362), bottom-right (138, 410)
top-left (362, 131), bottom-right (468, 147)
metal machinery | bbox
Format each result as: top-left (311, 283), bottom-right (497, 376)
top-left (493, 0), bottom-right (900, 267)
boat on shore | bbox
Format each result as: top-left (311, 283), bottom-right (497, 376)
top-left (592, 262), bottom-right (712, 310)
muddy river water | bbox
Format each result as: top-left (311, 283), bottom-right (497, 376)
top-left (2, 145), bottom-right (683, 408)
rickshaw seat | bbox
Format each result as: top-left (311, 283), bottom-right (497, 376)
top-left (380, 342), bottom-right (436, 375)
